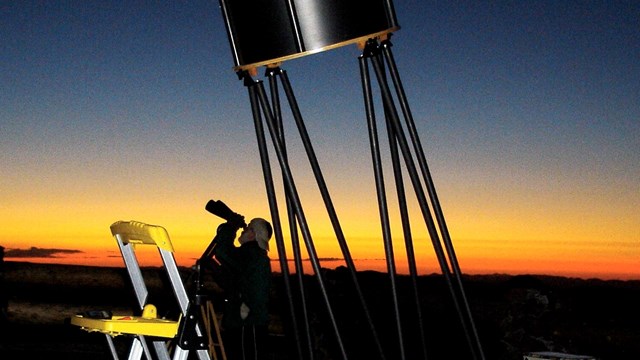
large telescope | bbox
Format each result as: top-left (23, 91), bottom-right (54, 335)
top-left (218, 0), bottom-right (399, 71)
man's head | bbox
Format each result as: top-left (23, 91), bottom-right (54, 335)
top-left (238, 217), bottom-right (273, 251)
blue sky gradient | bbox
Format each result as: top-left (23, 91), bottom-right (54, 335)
top-left (1, 1), bottom-right (638, 279)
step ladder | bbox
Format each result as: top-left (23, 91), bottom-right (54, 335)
top-left (70, 220), bottom-right (223, 360)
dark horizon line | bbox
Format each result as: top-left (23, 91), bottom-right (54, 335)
top-left (4, 259), bottom-right (640, 283)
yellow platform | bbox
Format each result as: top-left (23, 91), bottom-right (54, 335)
top-left (68, 221), bottom-right (215, 360)
top-left (71, 304), bottom-right (180, 338)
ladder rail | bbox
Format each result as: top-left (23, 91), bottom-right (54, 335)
top-left (70, 220), bottom-right (216, 360)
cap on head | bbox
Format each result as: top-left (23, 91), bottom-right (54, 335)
top-left (250, 217), bottom-right (272, 251)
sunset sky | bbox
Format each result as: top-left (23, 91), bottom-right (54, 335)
top-left (2, 1), bottom-right (638, 280)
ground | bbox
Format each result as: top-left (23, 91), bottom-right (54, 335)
top-left (1, 262), bottom-right (639, 359)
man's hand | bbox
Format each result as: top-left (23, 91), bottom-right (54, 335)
top-left (229, 212), bottom-right (246, 229)
top-left (240, 302), bottom-right (250, 320)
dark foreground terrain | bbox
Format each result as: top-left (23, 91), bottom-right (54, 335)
top-left (1, 261), bottom-right (639, 359)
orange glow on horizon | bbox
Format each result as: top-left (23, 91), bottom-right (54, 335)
top-left (2, 192), bottom-right (638, 281)
top-left (6, 233), bottom-right (639, 281)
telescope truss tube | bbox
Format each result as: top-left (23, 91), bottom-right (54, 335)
top-left (214, 1), bottom-right (486, 359)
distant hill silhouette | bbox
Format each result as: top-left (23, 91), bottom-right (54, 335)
top-left (1, 261), bottom-right (639, 359)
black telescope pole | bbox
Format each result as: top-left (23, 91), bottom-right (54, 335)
top-left (244, 71), bottom-right (307, 360)
top-left (265, 68), bottom-right (314, 360)
top-left (368, 40), bottom-right (484, 359)
top-left (247, 74), bottom-right (350, 360)
top-left (359, 54), bottom-right (407, 360)
top-left (365, 39), bottom-right (430, 359)
top-left (380, 39), bottom-right (486, 360)
top-left (381, 84), bottom-right (430, 360)
top-left (277, 67), bottom-right (388, 360)
top-left (364, 39), bottom-right (481, 360)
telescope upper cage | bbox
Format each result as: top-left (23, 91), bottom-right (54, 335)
top-left (219, 0), bottom-right (400, 71)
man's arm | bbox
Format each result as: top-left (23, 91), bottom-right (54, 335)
top-left (213, 222), bottom-right (244, 272)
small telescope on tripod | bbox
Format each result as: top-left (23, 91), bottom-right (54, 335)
top-left (205, 199), bottom-right (246, 229)
top-left (198, 199), bottom-right (245, 265)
